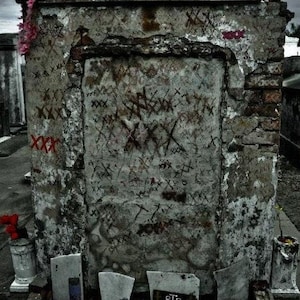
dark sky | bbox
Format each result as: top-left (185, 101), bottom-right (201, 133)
top-left (0, 0), bottom-right (299, 33)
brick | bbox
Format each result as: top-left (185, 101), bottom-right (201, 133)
top-left (228, 117), bottom-right (259, 136)
top-left (267, 62), bottom-right (282, 75)
top-left (263, 90), bottom-right (282, 103)
top-left (244, 104), bottom-right (280, 117)
top-left (245, 75), bottom-right (282, 89)
top-left (260, 118), bottom-right (281, 131)
top-left (242, 130), bottom-right (280, 145)
top-left (245, 90), bottom-right (263, 105)
top-left (265, 47), bottom-right (284, 61)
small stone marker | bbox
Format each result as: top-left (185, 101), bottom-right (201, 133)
top-left (213, 257), bottom-right (250, 300)
top-left (146, 271), bottom-right (200, 300)
top-left (51, 253), bottom-right (83, 300)
top-left (98, 272), bottom-right (135, 300)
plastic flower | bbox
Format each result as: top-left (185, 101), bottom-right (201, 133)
top-left (18, 41), bottom-right (30, 55)
top-left (17, 0), bottom-right (38, 55)
top-left (0, 214), bottom-right (18, 225)
top-left (27, 0), bottom-right (36, 9)
top-left (0, 214), bottom-right (28, 240)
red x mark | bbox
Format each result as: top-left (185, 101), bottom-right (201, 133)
top-left (31, 135), bottom-right (42, 150)
top-left (31, 135), bottom-right (60, 153)
top-left (40, 137), bottom-right (51, 153)
top-left (48, 138), bottom-right (60, 152)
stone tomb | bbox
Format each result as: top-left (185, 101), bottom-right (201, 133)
top-left (23, 0), bottom-right (288, 296)
top-left (50, 253), bottom-right (84, 300)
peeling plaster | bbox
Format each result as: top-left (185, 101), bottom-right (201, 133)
top-left (226, 107), bottom-right (239, 119)
top-left (224, 151), bottom-right (238, 168)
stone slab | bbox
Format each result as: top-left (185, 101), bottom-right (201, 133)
top-left (214, 257), bottom-right (250, 300)
top-left (10, 279), bottom-right (30, 293)
top-left (271, 288), bottom-right (300, 299)
top-left (98, 272), bottom-right (135, 300)
top-left (146, 271), bottom-right (200, 300)
top-left (50, 253), bottom-right (83, 300)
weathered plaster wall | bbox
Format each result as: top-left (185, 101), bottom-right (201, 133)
top-left (83, 55), bottom-right (224, 291)
top-left (25, 1), bottom-right (287, 296)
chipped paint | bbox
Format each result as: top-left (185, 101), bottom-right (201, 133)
top-left (224, 151), bottom-right (238, 168)
top-left (226, 107), bottom-right (239, 119)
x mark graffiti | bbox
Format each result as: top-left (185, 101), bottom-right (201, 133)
top-left (31, 135), bottom-right (60, 153)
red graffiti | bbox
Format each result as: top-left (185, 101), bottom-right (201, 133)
top-left (31, 135), bottom-right (60, 153)
top-left (222, 30), bottom-right (245, 40)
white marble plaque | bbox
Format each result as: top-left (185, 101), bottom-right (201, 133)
top-left (146, 271), bottom-right (200, 300)
top-left (98, 272), bottom-right (135, 300)
top-left (51, 253), bottom-right (84, 300)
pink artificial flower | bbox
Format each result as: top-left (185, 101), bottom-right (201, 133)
top-left (27, 0), bottom-right (36, 9)
top-left (18, 42), bottom-right (30, 55)
top-left (24, 23), bottom-right (38, 40)
top-left (17, 0), bottom-right (37, 55)
top-left (18, 22), bottom-right (24, 30)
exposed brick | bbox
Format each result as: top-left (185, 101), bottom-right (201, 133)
top-left (260, 118), bottom-right (281, 131)
top-left (244, 104), bottom-right (280, 117)
top-left (267, 62), bottom-right (282, 75)
top-left (245, 90), bottom-right (263, 105)
top-left (242, 130), bottom-right (280, 145)
top-left (245, 75), bottom-right (282, 89)
top-left (228, 117), bottom-right (259, 136)
top-left (263, 90), bottom-right (282, 103)
top-left (265, 47), bottom-right (284, 61)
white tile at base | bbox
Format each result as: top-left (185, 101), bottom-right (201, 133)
top-left (146, 271), bottom-right (200, 300)
top-left (51, 253), bottom-right (83, 300)
top-left (98, 272), bottom-right (135, 300)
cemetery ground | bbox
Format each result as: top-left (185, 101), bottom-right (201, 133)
top-left (0, 131), bottom-right (300, 299)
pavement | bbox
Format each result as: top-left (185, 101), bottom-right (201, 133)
top-left (0, 131), bottom-right (299, 299)
top-left (0, 131), bottom-right (34, 300)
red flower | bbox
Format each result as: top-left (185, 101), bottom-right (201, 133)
top-left (5, 225), bottom-right (17, 235)
top-left (10, 214), bottom-right (19, 226)
top-left (0, 214), bottom-right (27, 240)
top-left (0, 215), bottom-right (11, 224)
top-left (0, 214), bottom-right (19, 225)
top-left (11, 232), bottom-right (19, 240)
